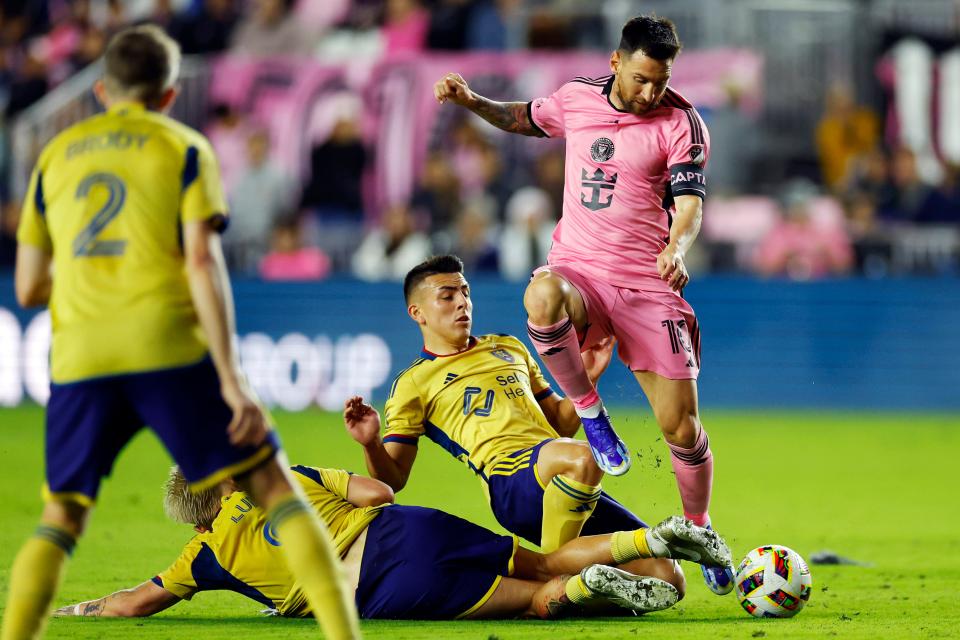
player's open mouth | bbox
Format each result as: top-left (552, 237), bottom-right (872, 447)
top-left (456, 315), bottom-right (470, 324)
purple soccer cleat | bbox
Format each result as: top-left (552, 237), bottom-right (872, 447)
top-left (580, 410), bottom-right (631, 476)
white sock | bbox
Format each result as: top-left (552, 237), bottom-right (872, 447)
top-left (574, 402), bottom-right (604, 420)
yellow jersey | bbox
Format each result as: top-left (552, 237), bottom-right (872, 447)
top-left (383, 334), bottom-right (558, 484)
top-left (154, 466), bottom-right (383, 617)
top-left (17, 102), bottom-right (227, 383)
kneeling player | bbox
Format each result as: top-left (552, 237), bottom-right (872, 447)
top-left (56, 466), bottom-right (730, 620)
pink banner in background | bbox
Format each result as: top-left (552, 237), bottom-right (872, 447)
top-left (209, 49), bottom-right (763, 217)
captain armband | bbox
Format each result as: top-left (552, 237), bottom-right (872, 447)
top-left (669, 163), bottom-right (707, 199)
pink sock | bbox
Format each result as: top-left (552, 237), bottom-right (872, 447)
top-left (668, 427), bottom-right (713, 527)
top-left (527, 318), bottom-right (600, 410)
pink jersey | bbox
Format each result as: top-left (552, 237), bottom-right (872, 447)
top-left (529, 75), bottom-right (709, 291)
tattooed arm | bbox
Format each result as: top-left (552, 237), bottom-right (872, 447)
top-left (433, 72), bottom-right (545, 137)
top-left (53, 580), bottom-right (180, 617)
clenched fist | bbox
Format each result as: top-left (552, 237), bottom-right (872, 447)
top-left (434, 72), bottom-right (476, 107)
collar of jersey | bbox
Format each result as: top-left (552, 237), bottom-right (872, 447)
top-left (108, 101), bottom-right (147, 115)
top-left (420, 336), bottom-right (478, 360)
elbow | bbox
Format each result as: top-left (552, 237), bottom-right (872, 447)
top-left (15, 283), bottom-right (45, 308)
top-left (373, 484), bottom-right (396, 505)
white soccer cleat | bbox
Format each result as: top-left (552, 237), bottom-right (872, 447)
top-left (648, 515), bottom-right (732, 568)
top-left (580, 564), bottom-right (680, 613)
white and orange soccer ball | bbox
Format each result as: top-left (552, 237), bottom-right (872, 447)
top-left (734, 545), bottom-right (813, 618)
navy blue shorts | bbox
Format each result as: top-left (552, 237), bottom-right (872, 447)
top-left (356, 505), bottom-right (516, 619)
top-left (488, 439), bottom-right (647, 546)
top-left (44, 357), bottom-right (280, 505)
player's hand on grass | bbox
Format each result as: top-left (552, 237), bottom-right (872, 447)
top-left (582, 336), bottom-right (615, 385)
top-left (222, 382), bottom-right (270, 447)
top-left (343, 396), bottom-right (382, 447)
top-left (434, 72), bottom-right (476, 107)
top-left (657, 244), bottom-right (690, 291)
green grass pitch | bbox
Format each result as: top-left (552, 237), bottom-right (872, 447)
top-left (1, 405), bottom-right (958, 639)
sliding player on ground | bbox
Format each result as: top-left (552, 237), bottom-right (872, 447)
top-left (53, 464), bottom-right (730, 619)
top-left (2, 26), bottom-right (358, 640)
top-left (433, 14), bottom-right (734, 594)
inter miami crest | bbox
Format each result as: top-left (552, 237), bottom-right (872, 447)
top-left (490, 348), bottom-right (515, 363)
top-left (590, 137), bottom-right (615, 162)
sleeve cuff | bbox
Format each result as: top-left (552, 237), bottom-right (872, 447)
top-left (383, 434), bottom-right (419, 446)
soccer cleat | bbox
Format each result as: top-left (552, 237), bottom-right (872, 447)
top-left (700, 524), bottom-right (735, 595)
top-left (580, 410), bottom-right (631, 476)
top-left (580, 564), bottom-right (679, 613)
top-left (647, 515), bottom-right (733, 568)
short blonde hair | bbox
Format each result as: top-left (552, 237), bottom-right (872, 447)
top-left (103, 25), bottom-right (181, 104)
top-left (163, 466), bottom-right (222, 530)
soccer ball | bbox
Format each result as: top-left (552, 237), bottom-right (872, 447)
top-left (734, 545), bottom-right (812, 618)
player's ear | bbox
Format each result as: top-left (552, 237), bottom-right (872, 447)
top-left (157, 86), bottom-right (179, 113)
top-left (93, 79), bottom-right (109, 108)
top-left (610, 50), bottom-right (621, 74)
top-left (408, 302), bottom-right (425, 326)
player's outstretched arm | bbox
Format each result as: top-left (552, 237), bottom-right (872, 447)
top-left (52, 581), bottom-right (180, 618)
top-left (343, 396), bottom-right (418, 491)
top-left (434, 72), bottom-right (545, 137)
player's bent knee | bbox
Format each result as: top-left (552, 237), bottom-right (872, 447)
top-left (661, 413), bottom-right (701, 448)
top-left (41, 500), bottom-right (90, 538)
top-left (524, 273), bottom-right (568, 323)
top-left (566, 446), bottom-right (603, 485)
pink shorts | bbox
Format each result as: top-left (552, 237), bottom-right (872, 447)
top-left (535, 265), bottom-right (701, 380)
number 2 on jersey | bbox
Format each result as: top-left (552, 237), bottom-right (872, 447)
top-left (73, 172), bottom-right (127, 257)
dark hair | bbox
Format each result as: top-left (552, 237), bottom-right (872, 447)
top-left (403, 255), bottom-right (464, 303)
top-left (103, 25), bottom-right (180, 105)
top-left (618, 14), bottom-right (682, 61)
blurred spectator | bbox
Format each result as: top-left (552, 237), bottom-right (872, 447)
top-left (754, 180), bottom-right (854, 280)
top-left (205, 103), bottom-right (249, 194)
top-left (705, 83), bottom-right (757, 196)
top-left (230, 0), bottom-right (314, 56)
top-left (465, 0), bottom-right (517, 50)
top-left (412, 150), bottom-right (461, 233)
top-left (301, 112), bottom-right (366, 222)
top-left (169, 0), bottom-right (237, 54)
top-left (352, 203), bottom-right (431, 281)
top-left (5, 54), bottom-right (47, 117)
top-left (382, 0), bottom-right (428, 54)
top-left (0, 199), bottom-right (19, 268)
top-left (426, 0), bottom-right (470, 50)
top-left (498, 186), bottom-right (553, 281)
top-left (815, 83), bottom-right (880, 191)
top-left (844, 147), bottom-right (896, 211)
top-left (534, 148), bottom-right (565, 221)
top-left (259, 218), bottom-right (331, 281)
top-left (301, 108), bottom-right (367, 270)
top-left (447, 194), bottom-right (499, 273)
top-left (842, 191), bottom-right (892, 277)
top-left (882, 146), bottom-right (952, 223)
top-left (224, 128), bottom-right (298, 273)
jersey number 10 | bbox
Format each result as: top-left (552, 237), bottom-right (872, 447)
top-left (73, 172), bottom-right (127, 257)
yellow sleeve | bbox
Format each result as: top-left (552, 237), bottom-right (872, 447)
top-left (154, 537), bottom-right (202, 601)
top-left (17, 165), bottom-right (52, 252)
top-left (383, 373), bottom-right (425, 446)
top-left (180, 138), bottom-right (228, 230)
top-left (318, 468), bottom-right (351, 500)
top-left (517, 338), bottom-right (554, 400)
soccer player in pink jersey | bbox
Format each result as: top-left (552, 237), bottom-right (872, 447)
top-left (433, 14), bottom-right (734, 595)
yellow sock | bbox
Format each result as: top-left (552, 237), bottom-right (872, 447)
top-left (268, 496), bottom-right (361, 640)
top-left (610, 528), bottom-right (653, 564)
top-left (540, 475), bottom-right (601, 553)
top-left (563, 574), bottom-right (594, 605)
top-left (2, 525), bottom-right (75, 640)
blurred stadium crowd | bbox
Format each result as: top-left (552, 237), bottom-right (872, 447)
top-left (0, 0), bottom-right (958, 282)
